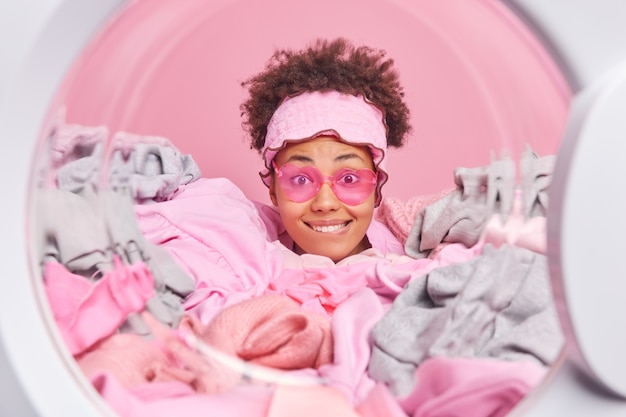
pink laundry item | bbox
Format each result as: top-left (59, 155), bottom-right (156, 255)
top-left (397, 356), bottom-right (547, 417)
top-left (202, 294), bottom-right (333, 370)
top-left (318, 288), bottom-right (387, 405)
top-left (141, 312), bottom-right (245, 394)
top-left (482, 190), bottom-right (547, 254)
top-left (376, 189), bottom-right (455, 246)
top-left (134, 303), bottom-right (331, 395)
top-left (267, 260), bottom-right (374, 317)
top-left (90, 371), bottom-right (276, 417)
top-left (92, 370), bottom-right (406, 417)
top-left (271, 241), bottom-right (483, 320)
top-left (366, 217), bottom-right (406, 255)
top-left (356, 384), bottom-right (408, 417)
top-left (267, 385), bottom-right (360, 417)
top-left (81, 288), bottom-right (409, 408)
top-left (77, 332), bottom-right (199, 389)
top-left (133, 177), bottom-right (285, 325)
top-left (79, 313), bottom-right (242, 394)
top-left (43, 257), bottom-right (156, 355)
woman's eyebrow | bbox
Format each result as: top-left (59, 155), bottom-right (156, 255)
top-left (285, 154), bottom-right (314, 163)
top-left (285, 153), bottom-right (365, 164)
top-left (334, 153), bottom-right (365, 163)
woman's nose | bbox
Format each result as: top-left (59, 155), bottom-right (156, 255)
top-left (310, 182), bottom-right (341, 212)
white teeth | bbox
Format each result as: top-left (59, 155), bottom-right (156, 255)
top-left (312, 223), bottom-right (347, 233)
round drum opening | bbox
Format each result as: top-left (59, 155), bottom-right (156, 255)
top-left (27, 1), bottom-right (571, 416)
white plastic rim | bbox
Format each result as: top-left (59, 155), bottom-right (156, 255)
top-left (1, 0), bottom-right (625, 416)
top-left (548, 60), bottom-right (626, 399)
top-left (0, 1), bottom-right (124, 416)
top-left (503, 0), bottom-right (626, 91)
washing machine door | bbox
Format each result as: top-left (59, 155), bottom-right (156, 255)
top-left (1, 1), bottom-right (626, 417)
top-left (507, 0), bottom-right (626, 415)
top-left (512, 60), bottom-right (626, 417)
top-left (0, 2), bottom-right (125, 416)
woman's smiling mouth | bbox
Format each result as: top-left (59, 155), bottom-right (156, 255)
top-left (308, 221), bottom-right (350, 233)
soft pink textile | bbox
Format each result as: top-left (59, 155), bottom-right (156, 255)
top-left (398, 356), bottom-right (547, 417)
top-left (356, 384), bottom-right (408, 417)
top-left (482, 190), bottom-right (547, 254)
top-left (82, 295), bottom-right (401, 417)
top-left (85, 339), bottom-right (545, 417)
top-left (379, 188), bottom-right (548, 256)
top-left (78, 313), bottom-right (240, 394)
top-left (77, 332), bottom-right (199, 389)
top-left (90, 371), bottom-right (275, 417)
top-left (92, 371), bottom-right (400, 417)
top-left (271, 242), bottom-right (483, 319)
top-left (134, 177), bottom-right (285, 325)
top-left (79, 296), bottom-right (333, 396)
top-left (367, 217), bottom-right (406, 255)
top-left (317, 288), bottom-right (387, 405)
top-left (44, 258), bottom-right (155, 355)
top-left (376, 190), bottom-right (455, 246)
top-left (267, 385), bottom-right (360, 417)
top-left (203, 294), bottom-right (333, 370)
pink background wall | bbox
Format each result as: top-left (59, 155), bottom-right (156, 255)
top-left (55, 0), bottom-right (571, 204)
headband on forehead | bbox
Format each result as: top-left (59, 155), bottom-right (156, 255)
top-left (259, 90), bottom-right (389, 206)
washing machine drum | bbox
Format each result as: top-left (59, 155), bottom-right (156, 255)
top-left (2, 1), bottom-right (626, 416)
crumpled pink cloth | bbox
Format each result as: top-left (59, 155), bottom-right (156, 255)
top-left (79, 295), bottom-right (333, 395)
top-left (89, 371), bottom-right (276, 417)
top-left (268, 242), bottom-right (483, 319)
top-left (482, 190), bottom-right (547, 254)
top-left (398, 356), bottom-right (547, 417)
top-left (77, 332), bottom-right (199, 389)
top-left (44, 257), bottom-right (155, 355)
top-left (202, 294), bottom-right (333, 370)
top-left (375, 190), bottom-right (455, 246)
top-left (78, 315), bottom-right (232, 393)
top-left (267, 385), bottom-right (361, 417)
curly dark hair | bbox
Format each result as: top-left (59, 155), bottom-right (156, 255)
top-left (240, 37), bottom-right (412, 152)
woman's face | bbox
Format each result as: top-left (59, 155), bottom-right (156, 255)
top-left (269, 136), bottom-right (377, 262)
